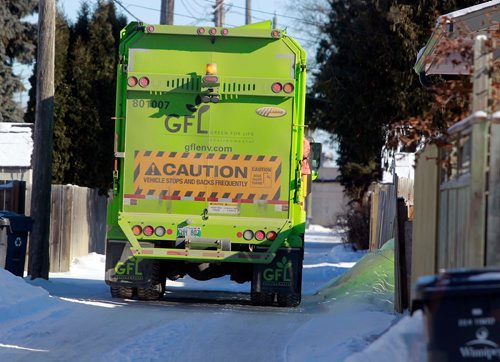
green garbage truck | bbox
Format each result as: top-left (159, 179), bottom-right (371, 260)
top-left (105, 21), bottom-right (321, 307)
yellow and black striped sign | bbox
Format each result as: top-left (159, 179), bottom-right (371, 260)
top-left (130, 151), bottom-right (283, 202)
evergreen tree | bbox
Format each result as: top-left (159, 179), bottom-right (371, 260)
top-left (25, 1), bottom-right (126, 190)
top-left (0, 1), bottom-right (37, 122)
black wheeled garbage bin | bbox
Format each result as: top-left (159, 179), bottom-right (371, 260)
top-left (0, 211), bottom-right (33, 277)
top-left (412, 269), bottom-right (500, 362)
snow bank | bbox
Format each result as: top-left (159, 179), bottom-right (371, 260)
top-left (51, 252), bottom-right (106, 280)
top-left (0, 269), bottom-right (48, 307)
top-left (312, 239), bottom-right (395, 312)
top-left (0, 269), bottom-right (56, 324)
top-left (346, 311), bottom-right (426, 362)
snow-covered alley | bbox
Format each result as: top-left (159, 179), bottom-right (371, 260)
top-left (0, 226), bottom-right (426, 361)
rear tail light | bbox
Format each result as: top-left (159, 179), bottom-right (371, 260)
top-left (255, 230), bottom-right (266, 241)
top-left (167, 228), bottom-right (173, 235)
top-left (139, 77), bottom-right (150, 88)
top-left (127, 76), bottom-right (138, 87)
top-left (146, 25), bottom-right (155, 33)
top-left (209, 28), bottom-right (217, 36)
top-left (221, 28), bottom-right (229, 36)
top-left (132, 225), bottom-right (142, 236)
top-left (283, 83), bottom-right (294, 93)
top-left (243, 230), bottom-right (254, 240)
top-left (266, 231), bottom-right (277, 241)
top-left (236, 231), bottom-right (243, 238)
top-left (197, 27), bottom-right (206, 35)
top-left (271, 82), bottom-right (282, 93)
top-left (155, 226), bottom-right (166, 237)
top-left (143, 225), bottom-right (154, 236)
top-left (271, 30), bottom-right (280, 38)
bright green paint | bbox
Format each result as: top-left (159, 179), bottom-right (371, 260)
top-left (107, 21), bottom-right (308, 264)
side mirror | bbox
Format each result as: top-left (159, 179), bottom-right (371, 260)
top-left (310, 142), bottom-right (322, 172)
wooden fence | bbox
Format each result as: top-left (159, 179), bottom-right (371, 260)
top-left (369, 175), bottom-right (414, 312)
top-left (369, 176), bottom-right (413, 250)
top-left (49, 185), bottom-right (107, 272)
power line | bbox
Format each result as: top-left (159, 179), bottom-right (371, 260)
top-left (125, 3), bottom-right (210, 23)
top-left (111, 0), bottom-right (143, 22)
top-left (203, 0), bottom-right (319, 26)
top-left (114, 1), bottom-right (313, 44)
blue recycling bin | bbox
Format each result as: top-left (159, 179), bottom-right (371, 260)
top-left (0, 211), bottom-right (33, 277)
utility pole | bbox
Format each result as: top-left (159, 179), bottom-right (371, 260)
top-left (28, 0), bottom-right (55, 280)
top-left (245, 0), bottom-right (251, 25)
top-left (213, 0), bottom-right (224, 27)
top-left (160, 0), bottom-right (174, 25)
top-left (273, 12), bottom-right (278, 28)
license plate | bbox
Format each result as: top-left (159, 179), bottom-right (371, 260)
top-left (177, 226), bottom-right (202, 238)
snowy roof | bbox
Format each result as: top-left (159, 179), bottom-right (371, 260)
top-left (414, 0), bottom-right (500, 76)
top-left (0, 123), bottom-right (34, 167)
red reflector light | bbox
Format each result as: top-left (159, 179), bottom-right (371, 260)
top-left (167, 228), bottom-right (173, 235)
top-left (139, 77), bottom-right (150, 88)
top-left (143, 225), bottom-right (154, 236)
top-left (132, 225), bottom-right (142, 236)
top-left (266, 231), bottom-right (277, 241)
top-left (255, 230), bottom-right (266, 241)
top-left (155, 226), bottom-right (166, 237)
top-left (221, 28), bottom-right (229, 36)
top-left (209, 28), bottom-right (217, 36)
top-left (127, 76), bottom-right (138, 87)
top-left (197, 27), bottom-right (206, 35)
top-left (243, 230), bottom-right (254, 241)
top-left (236, 231), bottom-right (243, 238)
top-left (283, 83), bottom-right (294, 93)
top-left (271, 82), bottom-right (282, 93)
top-left (271, 30), bottom-right (280, 38)
top-left (146, 25), bottom-right (155, 33)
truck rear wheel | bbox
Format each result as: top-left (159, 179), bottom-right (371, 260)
top-left (136, 260), bottom-right (165, 301)
top-left (110, 286), bottom-right (134, 299)
top-left (277, 293), bottom-right (301, 307)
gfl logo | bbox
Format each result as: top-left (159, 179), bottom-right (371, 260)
top-left (263, 257), bottom-right (292, 282)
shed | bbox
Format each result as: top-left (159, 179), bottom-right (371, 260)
top-left (414, 0), bottom-right (500, 77)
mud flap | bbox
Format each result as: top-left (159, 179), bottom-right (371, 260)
top-left (105, 239), bottom-right (156, 287)
top-left (252, 247), bottom-right (303, 295)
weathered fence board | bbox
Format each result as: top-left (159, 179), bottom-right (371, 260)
top-left (411, 144), bottom-right (439, 298)
top-left (487, 117), bottom-right (500, 265)
top-left (49, 185), bottom-right (107, 272)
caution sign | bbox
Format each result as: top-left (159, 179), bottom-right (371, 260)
top-left (132, 151), bottom-right (283, 201)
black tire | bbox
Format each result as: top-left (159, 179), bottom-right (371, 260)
top-left (110, 286), bottom-right (134, 299)
top-left (137, 282), bottom-right (165, 301)
top-left (136, 261), bottom-right (165, 301)
top-left (251, 292), bottom-right (275, 306)
top-left (277, 293), bottom-right (301, 307)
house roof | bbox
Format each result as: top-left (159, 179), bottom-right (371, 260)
top-left (0, 123), bottom-right (34, 168)
top-left (414, 0), bottom-right (500, 76)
